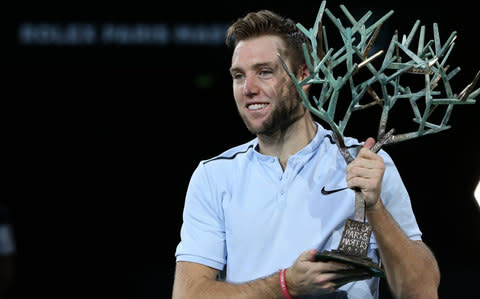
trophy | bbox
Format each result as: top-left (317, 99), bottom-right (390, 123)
top-left (278, 0), bottom-right (479, 282)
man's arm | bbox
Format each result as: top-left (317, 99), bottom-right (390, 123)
top-left (346, 138), bottom-right (440, 298)
top-left (172, 261), bottom-right (282, 299)
top-left (366, 200), bottom-right (440, 298)
top-left (172, 251), bottom-right (356, 299)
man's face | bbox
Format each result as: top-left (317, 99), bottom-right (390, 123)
top-left (230, 35), bottom-right (305, 135)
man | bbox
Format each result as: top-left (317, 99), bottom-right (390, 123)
top-left (173, 10), bottom-right (440, 299)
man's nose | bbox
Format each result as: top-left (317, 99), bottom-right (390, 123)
top-left (243, 75), bottom-right (259, 97)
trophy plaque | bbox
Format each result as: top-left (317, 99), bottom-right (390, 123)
top-left (279, 0), bottom-right (479, 283)
top-left (315, 200), bottom-right (384, 280)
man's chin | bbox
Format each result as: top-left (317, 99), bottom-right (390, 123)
top-left (245, 125), bottom-right (264, 135)
top-left (245, 122), bottom-right (277, 136)
top-left (244, 121), bottom-right (267, 135)
top-left (244, 113), bottom-right (304, 136)
top-left (241, 115), bottom-right (276, 135)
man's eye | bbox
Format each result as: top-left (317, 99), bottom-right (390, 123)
top-left (259, 70), bottom-right (273, 77)
top-left (232, 73), bottom-right (244, 80)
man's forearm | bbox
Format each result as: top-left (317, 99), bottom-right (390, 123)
top-left (366, 199), bottom-right (440, 298)
top-left (172, 262), bottom-right (284, 299)
top-left (193, 275), bottom-right (283, 299)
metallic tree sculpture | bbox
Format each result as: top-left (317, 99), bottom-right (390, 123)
top-left (279, 0), bottom-right (479, 282)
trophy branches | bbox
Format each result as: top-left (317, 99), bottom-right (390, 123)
top-left (279, 0), bottom-right (479, 283)
top-left (279, 0), bottom-right (479, 163)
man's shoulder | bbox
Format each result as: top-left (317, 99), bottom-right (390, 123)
top-left (319, 128), bottom-right (362, 152)
top-left (202, 139), bottom-right (257, 166)
top-left (317, 128), bottom-right (397, 165)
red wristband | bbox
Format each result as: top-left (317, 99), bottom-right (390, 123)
top-left (279, 268), bottom-right (298, 299)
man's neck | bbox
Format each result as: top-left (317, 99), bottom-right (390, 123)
top-left (257, 113), bottom-right (317, 170)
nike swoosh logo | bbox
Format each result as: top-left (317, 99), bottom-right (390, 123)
top-left (321, 186), bottom-right (349, 195)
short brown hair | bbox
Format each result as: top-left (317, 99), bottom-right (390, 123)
top-left (225, 10), bottom-right (310, 71)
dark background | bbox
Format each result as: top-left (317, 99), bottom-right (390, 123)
top-left (2, 1), bottom-right (479, 298)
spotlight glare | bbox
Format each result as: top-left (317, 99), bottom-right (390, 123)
top-left (475, 180), bottom-right (480, 207)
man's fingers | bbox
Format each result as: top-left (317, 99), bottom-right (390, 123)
top-left (291, 254), bottom-right (367, 295)
top-left (346, 177), bottom-right (378, 192)
top-left (357, 147), bottom-right (382, 161)
top-left (347, 149), bottom-right (383, 174)
top-left (310, 260), bottom-right (354, 274)
top-left (312, 269), bottom-right (372, 292)
top-left (346, 164), bottom-right (382, 179)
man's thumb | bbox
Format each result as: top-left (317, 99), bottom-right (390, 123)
top-left (363, 137), bottom-right (376, 150)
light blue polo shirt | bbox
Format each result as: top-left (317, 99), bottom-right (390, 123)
top-left (175, 123), bottom-right (422, 298)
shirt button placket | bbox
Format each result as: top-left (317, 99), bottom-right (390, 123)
top-left (280, 167), bottom-right (291, 201)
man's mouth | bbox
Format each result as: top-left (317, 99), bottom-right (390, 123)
top-left (247, 103), bottom-right (268, 111)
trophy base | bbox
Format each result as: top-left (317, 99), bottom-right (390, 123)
top-left (315, 250), bottom-right (385, 278)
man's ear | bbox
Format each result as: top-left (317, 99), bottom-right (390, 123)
top-left (296, 63), bottom-right (310, 80)
top-left (297, 64), bottom-right (311, 93)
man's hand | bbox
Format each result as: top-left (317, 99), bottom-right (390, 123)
top-left (346, 137), bottom-right (385, 209)
top-left (286, 249), bottom-right (356, 296)
top-left (173, 250), bottom-right (369, 299)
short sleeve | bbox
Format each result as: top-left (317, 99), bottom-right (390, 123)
top-left (175, 162), bottom-right (227, 270)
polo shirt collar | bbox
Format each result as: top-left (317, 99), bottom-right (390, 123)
top-left (252, 122), bottom-right (328, 163)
